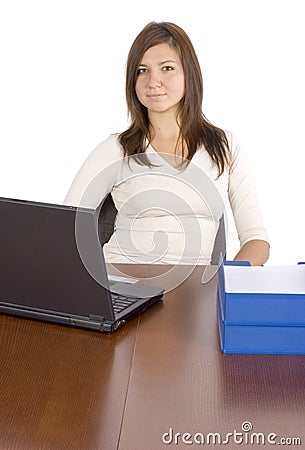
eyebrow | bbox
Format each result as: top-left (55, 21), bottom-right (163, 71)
top-left (159, 60), bottom-right (179, 65)
top-left (139, 59), bottom-right (179, 67)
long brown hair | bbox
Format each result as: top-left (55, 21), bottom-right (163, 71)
top-left (118, 21), bottom-right (230, 175)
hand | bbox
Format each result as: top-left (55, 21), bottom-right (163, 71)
top-left (233, 239), bottom-right (270, 266)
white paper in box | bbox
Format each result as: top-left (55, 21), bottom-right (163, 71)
top-left (218, 262), bottom-right (305, 326)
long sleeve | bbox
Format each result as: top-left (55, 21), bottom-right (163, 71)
top-left (64, 134), bottom-right (123, 209)
top-left (227, 132), bottom-right (269, 246)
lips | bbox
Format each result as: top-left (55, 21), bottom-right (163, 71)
top-left (146, 93), bottom-right (166, 100)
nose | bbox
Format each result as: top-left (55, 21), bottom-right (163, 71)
top-left (148, 71), bottom-right (162, 88)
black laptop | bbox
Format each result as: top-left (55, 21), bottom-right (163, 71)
top-left (0, 196), bottom-right (164, 333)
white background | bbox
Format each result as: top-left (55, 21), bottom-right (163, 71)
top-left (0, 0), bottom-right (304, 264)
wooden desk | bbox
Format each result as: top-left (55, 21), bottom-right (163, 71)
top-left (1, 266), bottom-right (305, 449)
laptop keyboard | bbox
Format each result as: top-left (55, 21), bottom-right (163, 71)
top-left (111, 292), bottom-right (140, 314)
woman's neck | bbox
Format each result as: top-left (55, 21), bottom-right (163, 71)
top-left (148, 113), bottom-right (181, 155)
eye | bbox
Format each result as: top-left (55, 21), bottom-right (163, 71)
top-left (137, 67), bottom-right (148, 75)
top-left (162, 66), bottom-right (174, 72)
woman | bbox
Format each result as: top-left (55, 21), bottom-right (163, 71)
top-left (64, 21), bottom-right (269, 266)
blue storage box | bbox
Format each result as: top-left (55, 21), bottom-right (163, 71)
top-left (217, 261), bottom-right (305, 354)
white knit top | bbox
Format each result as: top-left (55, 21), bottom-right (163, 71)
top-left (64, 131), bottom-right (268, 265)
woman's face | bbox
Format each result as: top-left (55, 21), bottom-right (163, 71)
top-left (135, 43), bottom-right (185, 118)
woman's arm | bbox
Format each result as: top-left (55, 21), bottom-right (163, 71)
top-left (227, 132), bottom-right (270, 265)
top-left (233, 239), bottom-right (270, 265)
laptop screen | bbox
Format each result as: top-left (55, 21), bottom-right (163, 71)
top-left (0, 197), bottom-right (114, 321)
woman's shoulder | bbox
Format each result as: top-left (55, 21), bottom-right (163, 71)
top-left (88, 133), bottom-right (124, 164)
top-left (221, 129), bottom-right (243, 165)
top-left (94, 133), bottom-right (123, 152)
